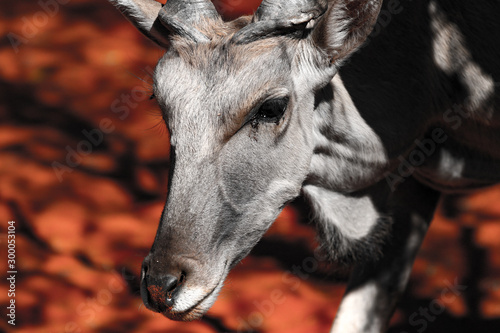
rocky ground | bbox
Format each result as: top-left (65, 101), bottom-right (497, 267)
top-left (1, 1), bottom-right (499, 332)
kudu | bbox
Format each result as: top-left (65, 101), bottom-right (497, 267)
top-left (108, 0), bottom-right (500, 331)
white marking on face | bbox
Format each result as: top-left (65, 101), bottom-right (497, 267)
top-left (172, 286), bottom-right (208, 313)
top-left (171, 275), bottom-right (226, 316)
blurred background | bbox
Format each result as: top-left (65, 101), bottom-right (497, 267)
top-left (0, 0), bottom-right (499, 332)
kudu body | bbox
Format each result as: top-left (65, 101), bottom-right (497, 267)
top-left (109, 0), bottom-right (500, 331)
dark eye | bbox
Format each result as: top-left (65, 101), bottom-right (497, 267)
top-left (254, 97), bottom-right (289, 124)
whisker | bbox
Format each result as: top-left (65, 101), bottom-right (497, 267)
top-left (124, 69), bottom-right (154, 89)
top-left (143, 116), bottom-right (168, 137)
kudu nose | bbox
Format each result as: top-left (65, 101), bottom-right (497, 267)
top-left (141, 259), bottom-right (185, 312)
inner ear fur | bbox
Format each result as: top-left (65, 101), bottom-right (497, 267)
top-left (312, 0), bottom-right (382, 64)
top-left (109, 0), bottom-right (170, 47)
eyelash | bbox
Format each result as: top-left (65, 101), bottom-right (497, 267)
top-left (251, 97), bottom-right (289, 125)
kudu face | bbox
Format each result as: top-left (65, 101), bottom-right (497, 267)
top-left (147, 32), bottom-right (328, 322)
top-left (110, 0), bottom-right (382, 321)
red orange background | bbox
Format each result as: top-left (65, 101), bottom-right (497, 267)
top-left (1, 1), bottom-right (500, 332)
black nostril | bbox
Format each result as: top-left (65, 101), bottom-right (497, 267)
top-left (164, 275), bottom-right (178, 293)
top-left (140, 257), bottom-right (187, 312)
top-left (163, 273), bottom-right (183, 307)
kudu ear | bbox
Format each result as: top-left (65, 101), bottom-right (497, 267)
top-left (232, 0), bottom-right (381, 65)
top-left (109, 0), bottom-right (221, 47)
top-left (109, 0), bottom-right (170, 47)
top-left (232, 0), bottom-right (329, 44)
top-left (312, 0), bottom-right (382, 64)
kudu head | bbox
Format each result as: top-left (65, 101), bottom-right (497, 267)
top-left (110, 0), bottom-right (382, 321)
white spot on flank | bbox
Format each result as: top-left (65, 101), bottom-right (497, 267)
top-left (430, 1), bottom-right (495, 118)
top-left (437, 149), bottom-right (465, 180)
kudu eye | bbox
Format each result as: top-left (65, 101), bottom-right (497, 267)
top-left (254, 97), bottom-right (289, 124)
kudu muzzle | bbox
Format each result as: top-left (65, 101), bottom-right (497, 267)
top-left (141, 256), bottom-right (185, 312)
top-left (138, 0), bottom-right (220, 315)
